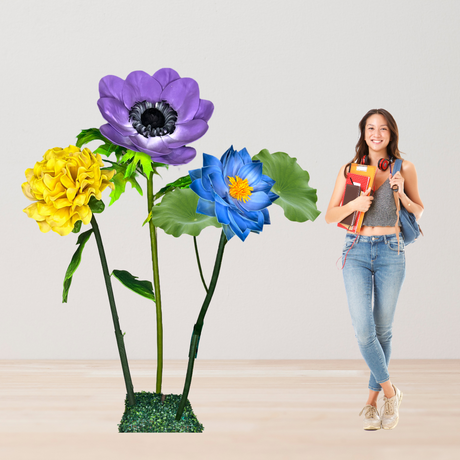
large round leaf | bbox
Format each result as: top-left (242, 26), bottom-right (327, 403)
top-left (252, 149), bottom-right (320, 222)
top-left (150, 188), bottom-right (221, 237)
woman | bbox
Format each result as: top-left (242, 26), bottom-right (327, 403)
top-left (325, 109), bottom-right (424, 431)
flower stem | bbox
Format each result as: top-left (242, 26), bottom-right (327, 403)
top-left (147, 171), bottom-right (164, 395)
top-left (193, 236), bottom-right (208, 293)
top-left (90, 215), bottom-right (135, 406)
top-left (176, 231), bottom-right (227, 420)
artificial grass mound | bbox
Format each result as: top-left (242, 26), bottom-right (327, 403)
top-left (118, 392), bottom-right (204, 433)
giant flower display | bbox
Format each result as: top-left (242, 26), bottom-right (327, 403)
top-left (97, 68), bottom-right (213, 166)
top-left (22, 146), bottom-right (115, 236)
top-left (189, 146), bottom-right (279, 241)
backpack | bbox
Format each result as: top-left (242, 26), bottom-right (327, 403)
top-left (392, 159), bottom-right (423, 246)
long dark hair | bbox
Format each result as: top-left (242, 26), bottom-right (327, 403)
top-left (344, 108), bottom-right (403, 177)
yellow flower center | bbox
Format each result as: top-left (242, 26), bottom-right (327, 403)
top-left (228, 176), bottom-right (253, 203)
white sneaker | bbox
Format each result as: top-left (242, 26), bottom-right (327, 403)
top-left (380, 384), bottom-right (403, 430)
top-left (359, 404), bottom-right (381, 430)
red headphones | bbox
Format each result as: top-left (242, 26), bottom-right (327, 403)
top-left (361, 155), bottom-right (392, 171)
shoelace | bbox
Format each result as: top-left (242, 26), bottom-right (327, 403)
top-left (380, 396), bottom-right (395, 417)
top-left (359, 405), bottom-right (379, 418)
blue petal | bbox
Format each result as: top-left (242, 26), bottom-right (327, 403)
top-left (268, 191), bottom-right (280, 203)
top-left (229, 208), bottom-right (248, 232)
top-left (252, 180), bottom-right (273, 193)
top-left (222, 224), bottom-right (235, 241)
top-left (220, 146), bottom-right (236, 167)
top-left (201, 165), bottom-right (222, 191)
top-left (189, 168), bottom-right (202, 182)
top-left (228, 211), bottom-right (250, 241)
top-left (235, 202), bottom-right (259, 222)
top-left (240, 191), bottom-right (273, 211)
top-left (190, 179), bottom-right (214, 201)
top-left (215, 201), bottom-right (230, 225)
top-left (244, 211), bottom-right (264, 232)
top-left (196, 199), bottom-right (216, 217)
top-left (237, 162), bottom-right (263, 186)
top-left (209, 172), bottom-right (230, 199)
top-left (215, 192), bottom-right (232, 208)
top-left (203, 153), bottom-right (223, 169)
top-left (262, 208), bottom-right (271, 225)
top-left (223, 149), bottom-right (243, 180)
top-left (237, 148), bottom-right (252, 165)
top-left (261, 174), bottom-right (275, 186)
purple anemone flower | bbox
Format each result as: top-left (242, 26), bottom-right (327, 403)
top-left (189, 146), bottom-right (279, 241)
top-left (97, 68), bottom-right (213, 166)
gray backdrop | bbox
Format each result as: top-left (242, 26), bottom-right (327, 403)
top-left (1, 0), bottom-right (458, 359)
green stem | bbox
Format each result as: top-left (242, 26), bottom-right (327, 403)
top-left (147, 171), bottom-right (164, 395)
top-left (193, 236), bottom-right (208, 293)
top-left (176, 231), bottom-right (227, 420)
top-left (91, 215), bottom-right (135, 406)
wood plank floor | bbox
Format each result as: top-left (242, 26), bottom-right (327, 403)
top-left (0, 360), bottom-right (459, 460)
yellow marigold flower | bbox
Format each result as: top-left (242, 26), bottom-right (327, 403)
top-left (22, 145), bottom-right (115, 236)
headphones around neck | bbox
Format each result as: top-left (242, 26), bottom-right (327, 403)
top-left (361, 154), bottom-right (393, 171)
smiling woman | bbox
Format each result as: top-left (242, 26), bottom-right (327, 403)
top-left (325, 108), bottom-right (424, 431)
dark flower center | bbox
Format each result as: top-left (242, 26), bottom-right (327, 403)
top-left (129, 100), bottom-right (178, 138)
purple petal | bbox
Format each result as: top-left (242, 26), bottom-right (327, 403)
top-left (209, 172), bottom-right (230, 199)
top-left (164, 119), bottom-right (208, 149)
top-left (196, 198), bottom-right (215, 217)
top-left (215, 201), bottom-right (230, 225)
top-left (190, 179), bottom-right (214, 201)
top-left (122, 71), bottom-right (162, 110)
top-left (129, 133), bottom-right (171, 154)
top-left (237, 162), bottom-right (263, 186)
top-left (160, 78), bottom-right (200, 124)
top-left (195, 99), bottom-right (214, 123)
top-left (159, 146), bottom-right (196, 166)
top-left (97, 98), bottom-right (137, 136)
top-left (152, 68), bottom-right (181, 89)
top-left (239, 191), bottom-right (273, 212)
top-left (99, 75), bottom-right (124, 100)
top-left (100, 124), bottom-right (136, 151)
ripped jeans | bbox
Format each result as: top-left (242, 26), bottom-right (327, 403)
top-left (342, 233), bottom-right (406, 391)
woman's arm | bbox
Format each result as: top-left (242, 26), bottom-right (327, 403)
top-left (389, 160), bottom-right (424, 221)
top-left (325, 164), bottom-right (374, 224)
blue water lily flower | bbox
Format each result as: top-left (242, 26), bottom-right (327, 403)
top-left (189, 146), bottom-right (279, 241)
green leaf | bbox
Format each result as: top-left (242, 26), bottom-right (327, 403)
top-left (76, 128), bottom-right (126, 160)
top-left (112, 270), bottom-right (155, 302)
top-left (62, 229), bottom-right (93, 303)
top-left (102, 163), bottom-right (143, 206)
top-left (252, 149), bottom-right (321, 222)
top-left (120, 150), bottom-right (156, 178)
top-left (71, 220), bottom-right (82, 234)
top-left (154, 175), bottom-right (192, 201)
top-left (150, 188), bottom-right (221, 237)
top-left (88, 196), bottom-right (105, 214)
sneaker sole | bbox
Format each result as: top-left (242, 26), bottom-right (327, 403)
top-left (382, 391), bottom-right (403, 430)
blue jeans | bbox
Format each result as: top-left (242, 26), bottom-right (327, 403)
top-left (342, 233), bottom-right (406, 392)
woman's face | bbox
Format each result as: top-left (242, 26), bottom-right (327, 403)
top-left (364, 114), bottom-right (391, 155)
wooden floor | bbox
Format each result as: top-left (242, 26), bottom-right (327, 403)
top-left (0, 360), bottom-right (459, 460)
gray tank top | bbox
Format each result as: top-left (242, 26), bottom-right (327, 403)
top-left (362, 178), bottom-right (398, 227)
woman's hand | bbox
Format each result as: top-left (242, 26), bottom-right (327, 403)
top-left (351, 187), bottom-right (374, 212)
top-left (389, 171), bottom-right (405, 197)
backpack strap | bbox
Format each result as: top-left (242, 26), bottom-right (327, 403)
top-left (391, 159), bottom-right (403, 254)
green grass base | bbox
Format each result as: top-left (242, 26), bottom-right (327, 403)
top-left (118, 392), bottom-right (204, 433)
